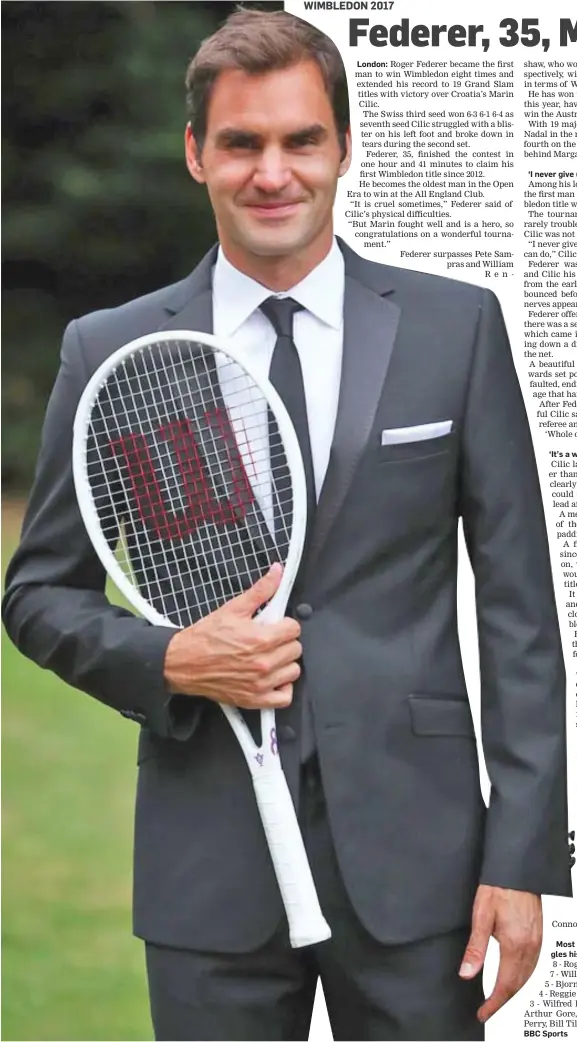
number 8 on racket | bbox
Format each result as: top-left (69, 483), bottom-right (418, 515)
top-left (72, 329), bottom-right (331, 949)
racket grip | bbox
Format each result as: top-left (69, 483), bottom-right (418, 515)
top-left (252, 768), bottom-right (332, 949)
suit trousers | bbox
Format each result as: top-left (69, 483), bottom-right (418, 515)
top-left (145, 756), bottom-right (485, 1041)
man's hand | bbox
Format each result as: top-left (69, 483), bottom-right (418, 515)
top-left (163, 563), bottom-right (302, 709)
top-left (459, 884), bottom-right (543, 1023)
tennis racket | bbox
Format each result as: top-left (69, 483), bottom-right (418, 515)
top-left (72, 329), bottom-right (331, 948)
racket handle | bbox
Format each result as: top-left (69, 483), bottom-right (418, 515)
top-left (252, 768), bottom-right (332, 949)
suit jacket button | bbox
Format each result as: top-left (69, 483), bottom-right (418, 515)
top-left (295, 603), bottom-right (313, 620)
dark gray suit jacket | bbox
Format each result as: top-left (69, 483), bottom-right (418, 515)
top-left (3, 239), bottom-right (572, 953)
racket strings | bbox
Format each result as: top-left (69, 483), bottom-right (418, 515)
top-left (85, 339), bottom-right (293, 627)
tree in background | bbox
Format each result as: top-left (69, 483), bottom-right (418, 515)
top-left (2, 1), bottom-right (282, 489)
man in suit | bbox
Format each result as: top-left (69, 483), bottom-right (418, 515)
top-left (3, 8), bottom-right (573, 1041)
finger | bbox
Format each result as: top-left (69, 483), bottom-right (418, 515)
top-left (262, 662), bottom-right (301, 692)
top-left (478, 981), bottom-right (517, 1023)
top-left (477, 946), bottom-right (529, 1023)
top-left (231, 564), bottom-right (283, 616)
top-left (262, 640), bottom-right (303, 671)
top-left (460, 907), bottom-right (494, 978)
top-left (257, 618), bottom-right (302, 648)
top-left (257, 683), bottom-right (294, 709)
top-left (253, 658), bottom-right (300, 694)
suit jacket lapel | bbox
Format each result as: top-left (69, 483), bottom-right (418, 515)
top-left (306, 253), bottom-right (401, 573)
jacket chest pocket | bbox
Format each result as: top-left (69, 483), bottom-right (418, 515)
top-left (377, 431), bottom-right (454, 464)
top-left (357, 434), bottom-right (458, 536)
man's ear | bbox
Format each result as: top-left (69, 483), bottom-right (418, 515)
top-left (185, 124), bottom-right (205, 184)
top-left (339, 126), bottom-right (352, 176)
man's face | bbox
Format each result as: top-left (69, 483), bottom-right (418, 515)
top-left (186, 61), bottom-right (351, 266)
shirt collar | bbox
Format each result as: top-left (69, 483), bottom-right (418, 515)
top-left (212, 237), bottom-right (344, 337)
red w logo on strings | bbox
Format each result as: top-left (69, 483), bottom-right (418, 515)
top-left (109, 410), bottom-right (255, 541)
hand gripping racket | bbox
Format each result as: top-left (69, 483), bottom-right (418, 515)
top-left (72, 329), bottom-right (331, 948)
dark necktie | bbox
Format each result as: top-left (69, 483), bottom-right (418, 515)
top-left (259, 296), bottom-right (317, 544)
top-left (260, 296), bottom-right (317, 762)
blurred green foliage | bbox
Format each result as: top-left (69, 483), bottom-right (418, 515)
top-left (2, 508), bottom-right (152, 1040)
top-left (2, 1), bottom-right (282, 490)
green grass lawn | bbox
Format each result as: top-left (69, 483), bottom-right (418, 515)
top-left (2, 504), bottom-right (153, 1041)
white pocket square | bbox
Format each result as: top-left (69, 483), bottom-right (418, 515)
top-left (381, 421), bottom-right (453, 446)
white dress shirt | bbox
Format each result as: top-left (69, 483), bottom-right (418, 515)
top-left (212, 240), bottom-right (344, 530)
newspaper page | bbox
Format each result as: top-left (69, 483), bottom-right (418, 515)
top-left (282, 0), bottom-right (577, 1038)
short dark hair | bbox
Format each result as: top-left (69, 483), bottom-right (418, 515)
top-left (185, 8), bottom-right (349, 155)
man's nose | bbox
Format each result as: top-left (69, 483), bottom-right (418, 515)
top-left (252, 147), bottom-right (292, 193)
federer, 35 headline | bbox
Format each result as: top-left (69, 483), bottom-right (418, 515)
top-left (348, 18), bottom-right (577, 53)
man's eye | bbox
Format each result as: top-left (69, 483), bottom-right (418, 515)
top-left (228, 139), bottom-right (259, 150)
top-left (289, 137), bottom-right (319, 149)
